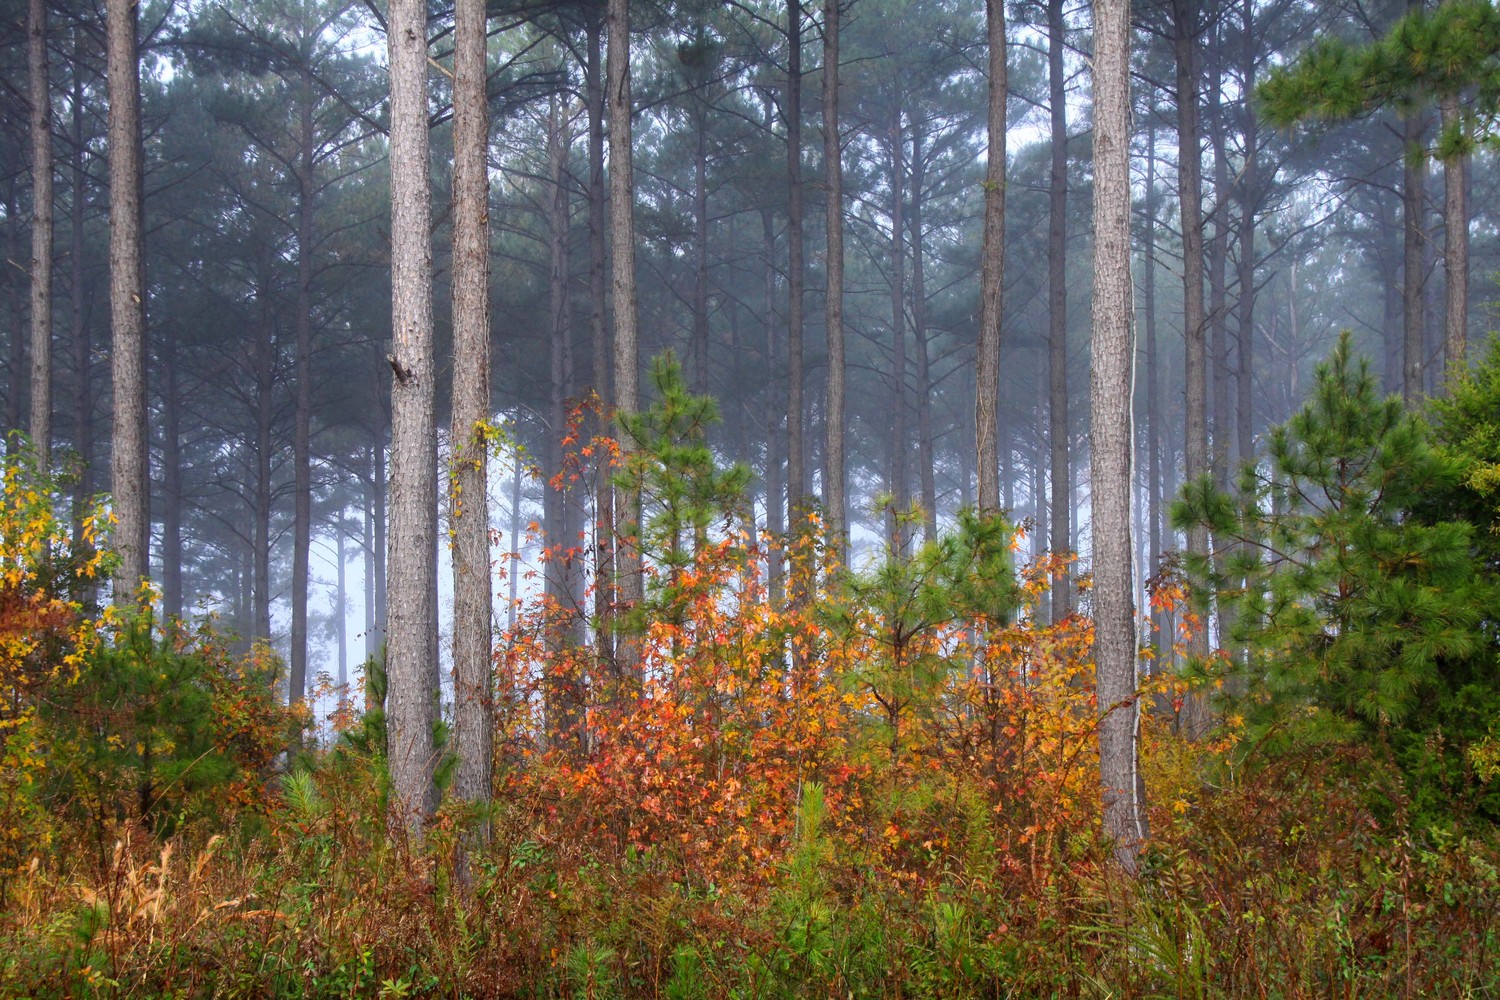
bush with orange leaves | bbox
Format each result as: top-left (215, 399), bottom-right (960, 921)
top-left (491, 360), bottom-right (1213, 902)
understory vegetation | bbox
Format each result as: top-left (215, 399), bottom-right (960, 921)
top-left (3, 345), bottom-right (1500, 998)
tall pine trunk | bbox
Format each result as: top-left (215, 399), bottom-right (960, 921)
top-left (1440, 93), bottom-right (1468, 386)
top-left (291, 71), bottom-right (316, 711)
top-left (761, 207), bottom-right (785, 606)
top-left (1236, 0), bottom-right (1258, 463)
top-left (28, 0), bottom-right (52, 462)
top-left (823, 0), bottom-right (846, 551)
top-left (975, 0), bottom-right (1006, 513)
top-left (909, 137), bottom-right (937, 543)
top-left (161, 323), bottom-right (181, 619)
top-left (1401, 0), bottom-right (1427, 401)
top-left (450, 0), bottom-right (494, 811)
top-left (1174, 0), bottom-right (1211, 723)
top-left (585, 13), bottom-right (613, 670)
top-left (70, 49), bottom-right (93, 548)
top-left (107, 0), bottom-right (149, 601)
top-left (607, 0), bottom-right (643, 676)
top-left (386, 0), bottom-right (439, 836)
top-left (785, 0), bottom-right (810, 591)
top-left (1047, 0), bottom-right (1069, 614)
top-left (1091, 0), bottom-right (1148, 874)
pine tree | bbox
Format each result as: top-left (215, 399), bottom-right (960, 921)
top-left (1175, 332), bottom-right (1500, 819)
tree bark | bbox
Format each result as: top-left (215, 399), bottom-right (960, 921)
top-left (1402, 109), bottom-right (1427, 402)
top-left (386, 0), bottom-right (439, 836)
top-left (450, 0), bottom-right (493, 811)
top-left (364, 448), bottom-right (376, 664)
top-left (585, 12), bottom-right (613, 670)
top-left (1091, 0), bottom-right (1147, 874)
top-left (909, 136), bottom-right (937, 543)
top-left (107, 0), bottom-right (149, 602)
top-left (691, 76), bottom-right (710, 397)
top-left (161, 322), bottom-right (181, 619)
top-left (762, 207), bottom-right (785, 606)
top-left (253, 256), bottom-right (275, 644)
top-left (823, 0), bottom-right (846, 552)
top-left (291, 72), bottom-right (316, 711)
top-left (70, 51), bottom-right (93, 548)
top-left (975, 0), bottom-right (1006, 514)
top-left (1440, 93), bottom-right (1468, 387)
top-left (544, 93), bottom-right (583, 750)
top-left (1143, 119), bottom-right (1163, 639)
top-left (1236, 0), bottom-right (1257, 464)
top-left (1208, 57), bottom-right (1232, 487)
top-left (1046, 0), bottom-right (1069, 615)
top-left (887, 115), bottom-right (909, 556)
top-left (28, 0), bottom-right (52, 462)
top-left (1174, 0), bottom-right (1211, 702)
top-left (607, 0), bottom-right (643, 676)
top-left (5, 182), bottom-right (22, 438)
top-left (336, 526), bottom-right (348, 708)
top-left (785, 0), bottom-right (809, 547)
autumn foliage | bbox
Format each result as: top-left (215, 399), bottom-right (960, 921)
top-left (2, 357), bottom-right (1500, 997)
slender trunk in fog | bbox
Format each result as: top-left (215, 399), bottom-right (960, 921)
top-left (1440, 93), bottom-right (1468, 387)
top-left (1092, 0), bottom-right (1147, 873)
top-left (1047, 0), bottom-right (1069, 615)
top-left (762, 208), bottom-right (785, 607)
top-left (1174, 0), bottom-right (1211, 693)
top-left (975, 0), bottom-right (1006, 513)
top-left (450, 0), bottom-right (494, 811)
top-left (823, 0), bottom-right (846, 551)
top-left (608, 0), bottom-right (643, 676)
top-left (28, 0), bottom-right (52, 461)
top-left (909, 135), bottom-right (937, 542)
top-left (385, 0), bottom-right (439, 835)
top-left (107, 0), bottom-right (149, 601)
top-left (161, 323), bottom-right (181, 619)
top-left (585, 12), bottom-right (613, 670)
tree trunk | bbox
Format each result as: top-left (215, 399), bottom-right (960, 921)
top-left (28, 0), bottom-right (52, 462)
top-left (585, 12), bottom-right (613, 670)
top-left (761, 207), bottom-right (785, 606)
top-left (107, 0), bottom-right (149, 602)
top-left (1236, 1), bottom-right (1257, 464)
top-left (544, 94), bottom-right (582, 750)
top-left (1402, 106), bottom-right (1427, 402)
top-left (253, 259), bottom-right (274, 643)
top-left (450, 0), bottom-right (493, 812)
top-left (364, 450), bottom-right (376, 664)
top-left (823, 0), bottom-right (846, 552)
top-left (161, 322), bottom-right (181, 619)
top-left (5, 181), bottom-right (22, 438)
top-left (909, 136), bottom-right (937, 542)
top-left (386, 0), bottom-right (439, 836)
top-left (1143, 119), bottom-right (1163, 638)
top-left (1208, 58), bottom-right (1232, 487)
top-left (1174, 0), bottom-right (1211, 697)
top-left (1091, 0), bottom-right (1147, 874)
top-left (1047, 0), bottom-right (1069, 615)
top-left (336, 525), bottom-right (348, 709)
top-left (692, 90), bottom-right (710, 397)
top-left (608, 0), bottom-right (643, 676)
top-left (70, 53), bottom-right (93, 547)
top-left (975, 0), bottom-right (1006, 513)
top-left (291, 77), bottom-right (315, 712)
top-left (373, 414), bottom-right (387, 650)
top-left (785, 0), bottom-right (810, 566)
top-left (1440, 93), bottom-right (1468, 387)
top-left (887, 116), bottom-right (909, 556)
